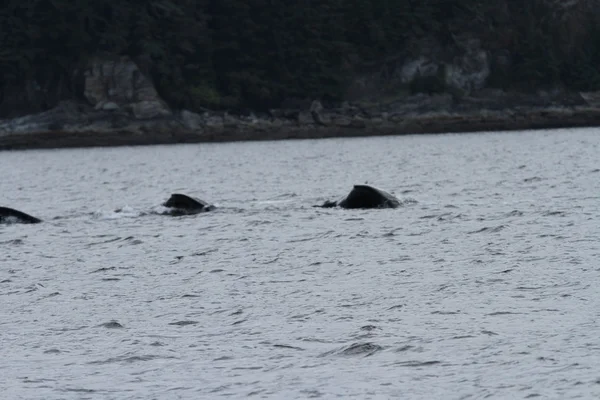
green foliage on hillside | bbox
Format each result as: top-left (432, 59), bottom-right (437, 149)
top-left (1, 0), bottom-right (600, 113)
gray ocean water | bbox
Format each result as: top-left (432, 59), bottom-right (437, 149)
top-left (2, 128), bottom-right (600, 399)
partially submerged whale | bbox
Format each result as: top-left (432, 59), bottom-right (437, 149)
top-left (316, 185), bottom-right (401, 209)
top-left (0, 206), bottom-right (42, 224)
top-left (162, 193), bottom-right (214, 215)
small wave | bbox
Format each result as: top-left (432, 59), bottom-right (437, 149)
top-left (506, 210), bottom-right (524, 217)
top-left (407, 229), bottom-right (433, 236)
top-left (168, 320), bottom-right (198, 326)
top-left (192, 249), bottom-right (218, 257)
top-left (120, 236), bottom-right (143, 246)
top-left (253, 193), bottom-right (298, 202)
top-left (51, 210), bottom-right (91, 220)
top-left (257, 193), bottom-right (298, 204)
top-left (60, 388), bottom-right (96, 393)
top-left (523, 176), bottom-right (544, 183)
top-left (86, 237), bottom-right (121, 247)
top-left (93, 206), bottom-right (144, 220)
top-left (288, 230), bottom-right (335, 243)
top-left (468, 225), bottom-right (506, 234)
top-left (401, 198), bottom-right (418, 206)
top-left (21, 378), bottom-right (56, 384)
top-left (395, 345), bottom-right (422, 353)
top-left (272, 344), bottom-right (305, 351)
top-left (246, 219), bottom-right (274, 226)
top-left (99, 321), bottom-right (124, 329)
top-left (319, 342), bottom-right (384, 357)
top-left (481, 330), bottom-right (498, 336)
top-left (437, 213), bottom-right (465, 221)
top-left (392, 360), bottom-right (442, 367)
top-left (360, 325), bottom-right (379, 331)
top-left (387, 304), bottom-right (404, 310)
top-left (542, 210), bottom-right (566, 217)
top-left (23, 283), bottom-right (45, 293)
top-left (0, 238), bottom-right (25, 245)
top-left (255, 200), bottom-right (294, 205)
top-left (487, 311), bottom-right (522, 316)
top-left (88, 353), bottom-right (176, 365)
top-left (382, 228), bottom-right (403, 237)
top-left (86, 236), bottom-right (142, 248)
top-left (90, 266), bottom-right (117, 273)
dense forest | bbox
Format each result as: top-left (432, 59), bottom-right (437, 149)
top-left (1, 0), bottom-right (600, 115)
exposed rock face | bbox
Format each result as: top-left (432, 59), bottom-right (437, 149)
top-left (83, 56), bottom-right (171, 119)
top-left (346, 36), bottom-right (492, 100)
top-left (179, 110), bottom-right (206, 130)
top-left (401, 38), bottom-right (490, 93)
top-left (444, 40), bottom-right (490, 92)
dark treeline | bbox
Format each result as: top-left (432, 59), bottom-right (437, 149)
top-left (1, 0), bottom-right (600, 114)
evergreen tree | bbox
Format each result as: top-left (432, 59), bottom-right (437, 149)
top-left (2, 0), bottom-right (600, 116)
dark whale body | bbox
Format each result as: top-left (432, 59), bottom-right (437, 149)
top-left (317, 185), bottom-right (401, 209)
top-left (162, 194), bottom-right (214, 215)
top-left (0, 207), bottom-right (43, 224)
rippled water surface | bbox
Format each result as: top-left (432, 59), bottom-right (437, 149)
top-left (2, 128), bottom-right (600, 399)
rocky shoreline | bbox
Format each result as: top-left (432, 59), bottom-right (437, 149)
top-left (2, 91), bottom-right (600, 151)
top-left (2, 55), bottom-right (600, 151)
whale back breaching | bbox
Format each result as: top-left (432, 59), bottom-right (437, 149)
top-left (317, 185), bottom-right (401, 209)
top-left (0, 207), bottom-right (43, 224)
top-left (162, 193), bottom-right (214, 215)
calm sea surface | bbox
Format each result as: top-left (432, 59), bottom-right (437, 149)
top-left (2, 128), bottom-right (600, 399)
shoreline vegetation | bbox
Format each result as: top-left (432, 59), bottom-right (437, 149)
top-left (3, 0), bottom-right (600, 150)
